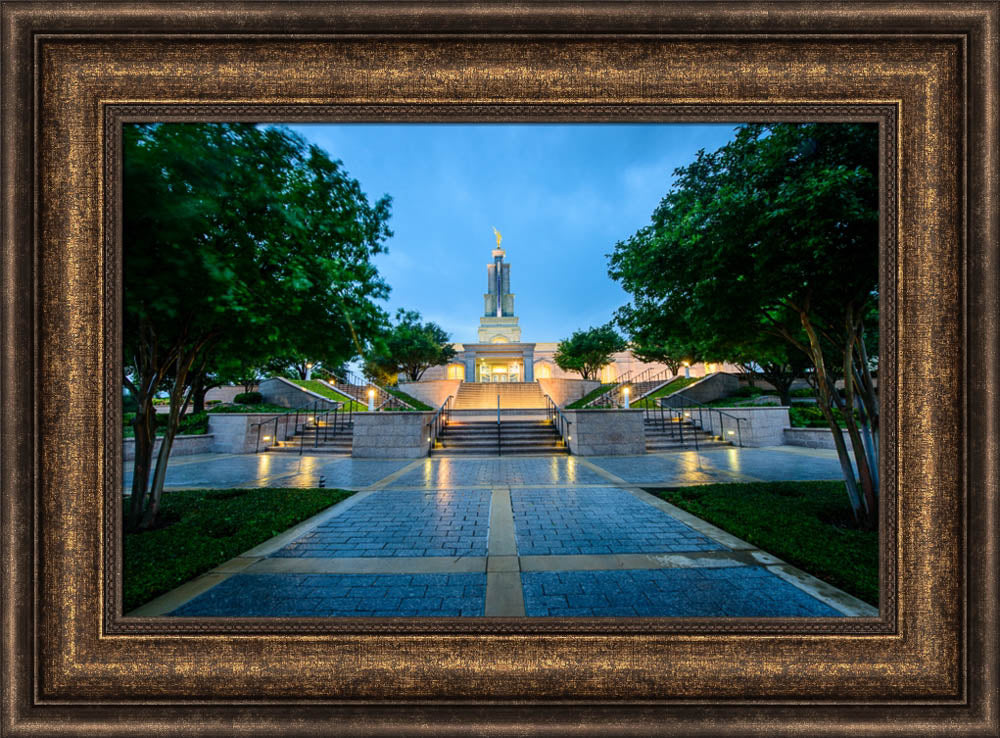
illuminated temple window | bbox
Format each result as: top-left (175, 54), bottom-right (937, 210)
top-left (600, 365), bottom-right (618, 383)
top-left (535, 363), bottom-right (552, 379)
top-left (447, 364), bottom-right (465, 380)
top-left (491, 335), bottom-right (509, 344)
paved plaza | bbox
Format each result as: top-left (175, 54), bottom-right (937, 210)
top-left (130, 447), bottom-right (877, 619)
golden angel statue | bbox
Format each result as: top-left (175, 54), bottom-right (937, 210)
top-left (492, 227), bottom-right (502, 249)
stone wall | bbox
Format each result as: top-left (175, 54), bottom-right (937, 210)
top-left (536, 377), bottom-right (600, 408)
top-left (783, 426), bottom-right (853, 450)
top-left (122, 433), bottom-right (214, 461)
top-left (207, 413), bottom-right (301, 454)
top-left (204, 385), bottom-right (246, 404)
top-left (561, 408), bottom-right (646, 456)
top-left (676, 405), bottom-right (790, 447)
top-left (351, 411), bottom-right (434, 458)
top-left (259, 376), bottom-right (339, 409)
top-left (397, 379), bottom-right (462, 409)
top-left (671, 372), bottom-right (740, 404)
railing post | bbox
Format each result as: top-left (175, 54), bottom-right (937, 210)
top-left (497, 393), bottom-right (502, 456)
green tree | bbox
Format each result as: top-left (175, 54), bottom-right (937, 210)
top-left (124, 123), bottom-right (391, 530)
top-left (554, 324), bottom-right (627, 381)
top-left (366, 309), bottom-right (457, 382)
top-left (609, 123), bottom-right (879, 528)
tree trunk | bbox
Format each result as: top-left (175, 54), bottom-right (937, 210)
top-left (190, 372), bottom-right (208, 415)
top-left (799, 310), bottom-right (873, 528)
top-left (127, 392), bottom-right (157, 531)
top-left (140, 342), bottom-right (206, 530)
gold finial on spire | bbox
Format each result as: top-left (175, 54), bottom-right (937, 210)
top-left (492, 227), bottom-right (502, 249)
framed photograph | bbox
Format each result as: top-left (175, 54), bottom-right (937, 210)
top-left (2, 2), bottom-right (996, 736)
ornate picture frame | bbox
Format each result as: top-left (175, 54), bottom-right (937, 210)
top-left (2, 3), bottom-right (996, 735)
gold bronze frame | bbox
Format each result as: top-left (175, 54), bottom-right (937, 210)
top-left (2, 2), bottom-right (996, 735)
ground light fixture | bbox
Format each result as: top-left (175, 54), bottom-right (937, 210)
top-left (622, 386), bottom-right (630, 408)
top-left (367, 388), bottom-right (375, 412)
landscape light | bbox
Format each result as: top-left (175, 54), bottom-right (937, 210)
top-left (262, 436), bottom-right (271, 441)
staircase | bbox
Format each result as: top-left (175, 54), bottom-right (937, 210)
top-left (432, 419), bottom-right (567, 456)
top-left (452, 381), bottom-right (547, 410)
top-left (629, 377), bottom-right (674, 404)
top-left (266, 418), bottom-right (353, 455)
top-left (644, 414), bottom-right (732, 452)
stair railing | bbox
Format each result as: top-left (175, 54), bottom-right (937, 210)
top-left (543, 393), bottom-right (573, 451)
top-left (585, 369), bottom-right (634, 409)
top-left (327, 371), bottom-right (414, 411)
top-left (425, 395), bottom-right (454, 455)
top-left (497, 394), bottom-right (501, 456)
top-left (659, 394), bottom-right (745, 447)
top-left (629, 367), bottom-right (677, 408)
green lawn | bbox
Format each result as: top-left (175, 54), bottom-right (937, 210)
top-left (630, 375), bottom-right (701, 408)
top-left (289, 379), bottom-right (367, 411)
top-left (788, 404), bottom-right (861, 428)
top-left (122, 487), bottom-right (353, 612)
top-left (565, 383), bottom-right (615, 409)
top-left (384, 386), bottom-right (432, 410)
top-left (650, 481), bottom-right (878, 605)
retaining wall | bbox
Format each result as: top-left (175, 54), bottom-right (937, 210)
top-left (783, 426), bottom-right (853, 450)
top-left (122, 433), bottom-right (214, 461)
top-left (671, 372), bottom-right (740, 404)
top-left (351, 411), bottom-right (435, 458)
top-left (398, 379), bottom-right (462, 409)
top-left (561, 408), bottom-right (646, 456)
top-left (259, 377), bottom-right (339, 409)
top-left (536, 377), bottom-right (601, 408)
top-left (206, 412), bottom-right (301, 454)
top-left (677, 405), bottom-right (790, 447)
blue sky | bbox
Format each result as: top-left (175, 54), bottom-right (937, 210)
top-left (288, 123), bottom-right (739, 343)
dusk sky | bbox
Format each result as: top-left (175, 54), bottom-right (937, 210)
top-left (288, 123), bottom-right (739, 344)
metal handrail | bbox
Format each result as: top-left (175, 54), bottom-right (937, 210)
top-left (327, 370), bottom-right (414, 411)
top-left (659, 394), bottom-right (745, 447)
top-left (425, 395), bottom-right (454, 454)
top-left (628, 367), bottom-right (678, 407)
top-left (585, 369), bottom-right (635, 408)
top-left (496, 393), bottom-right (501, 456)
top-left (543, 393), bottom-right (573, 451)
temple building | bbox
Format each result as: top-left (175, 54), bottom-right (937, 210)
top-left (413, 236), bottom-right (730, 384)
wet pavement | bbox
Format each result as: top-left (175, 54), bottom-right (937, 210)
top-left (132, 447), bottom-right (876, 619)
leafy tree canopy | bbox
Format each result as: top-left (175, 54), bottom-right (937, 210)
top-left (554, 324), bottom-right (627, 381)
top-left (608, 122), bottom-right (880, 527)
top-left (124, 122), bottom-right (392, 529)
top-left (366, 309), bottom-right (457, 383)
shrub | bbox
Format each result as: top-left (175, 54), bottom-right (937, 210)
top-left (234, 391), bottom-right (264, 405)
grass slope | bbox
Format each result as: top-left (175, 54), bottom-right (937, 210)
top-left (630, 376), bottom-right (701, 408)
top-left (290, 379), bottom-right (367, 412)
top-left (385, 386), bottom-right (432, 410)
top-left (123, 487), bottom-right (353, 612)
top-left (565, 383), bottom-right (615, 409)
top-left (652, 481), bottom-right (878, 605)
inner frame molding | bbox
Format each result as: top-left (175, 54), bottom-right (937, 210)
top-left (102, 101), bottom-right (899, 639)
top-left (2, 3), bottom-right (995, 733)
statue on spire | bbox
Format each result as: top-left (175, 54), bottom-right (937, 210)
top-left (492, 227), bottom-right (502, 249)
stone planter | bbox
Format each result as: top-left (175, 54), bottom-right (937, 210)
top-left (351, 411), bottom-right (435, 458)
top-left (560, 408), bottom-right (645, 456)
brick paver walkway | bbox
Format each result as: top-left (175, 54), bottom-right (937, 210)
top-left (132, 447), bottom-right (877, 619)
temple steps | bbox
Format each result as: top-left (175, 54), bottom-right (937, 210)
top-left (644, 418), bottom-right (732, 452)
top-left (452, 381), bottom-right (548, 410)
top-left (432, 419), bottom-right (567, 456)
top-left (264, 422), bottom-right (353, 455)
